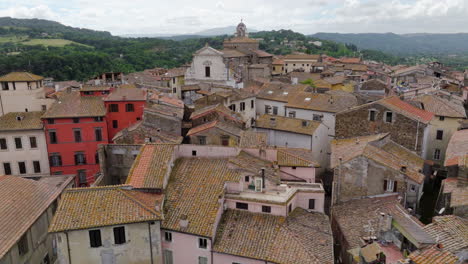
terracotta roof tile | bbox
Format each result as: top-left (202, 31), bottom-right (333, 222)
top-left (286, 91), bottom-right (358, 113)
top-left (126, 144), bottom-right (176, 189)
top-left (104, 87), bottom-right (146, 101)
top-left (162, 158), bottom-right (241, 237)
top-left (277, 148), bottom-right (320, 167)
top-left (380, 96), bottom-right (434, 123)
top-left (411, 94), bottom-right (466, 118)
top-left (444, 129), bottom-right (468, 167)
top-left (0, 72), bottom-right (43, 82)
top-left (0, 175), bottom-right (73, 258)
top-left (408, 245), bottom-right (459, 264)
top-left (49, 186), bottom-right (163, 232)
top-left (255, 114), bottom-right (321, 136)
top-left (190, 104), bottom-right (242, 123)
top-left (284, 54), bottom-right (321, 60)
top-left (187, 120), bottom-right (243, 137)
top-left (239, 131), bottom-right (267, 148)
top-left (224, 36), bottom-right (259, 44)
top-left (42, 91), bottom-right (106, 118)
top-left (0, 111), bottom-right (44, 131)
top-left (213, 208), bottom-right (333, 264)
top-left (423, 215), bottom-right (468, 254)
top-left (228, 151), bottom-right (280, 184)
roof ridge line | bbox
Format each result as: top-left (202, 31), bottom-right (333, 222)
top-left (118, 189), bottom-right (159, 216)
top-left (278, 149), bottom-right (314, 165)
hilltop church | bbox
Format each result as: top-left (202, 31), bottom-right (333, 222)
top-left (185, 21), bottom-right (273, 88)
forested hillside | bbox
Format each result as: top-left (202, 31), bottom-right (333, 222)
top-left (0, 17), bottom-right (432, 81)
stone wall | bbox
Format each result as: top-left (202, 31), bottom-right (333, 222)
top-left (143, 110), bottom-right (181, 136)
top-left (98, 144), bottom-right (142, 185)
top-left (335, 103), bottom-right (427, 154)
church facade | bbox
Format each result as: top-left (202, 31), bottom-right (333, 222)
top-left (184, 21), bottom-right (273, 88)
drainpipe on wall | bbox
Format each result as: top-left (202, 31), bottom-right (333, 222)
top-left (65, 232), bottom-right (72, 264)
top-left (148, 222), bottom-right (154, 264)
top-left (414, 120), bottom-right (420, 151)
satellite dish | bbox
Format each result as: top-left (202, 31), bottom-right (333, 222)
top-left (438, 208), bottom-right (445, 215)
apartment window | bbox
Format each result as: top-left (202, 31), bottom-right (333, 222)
top-left (112, 120), bottom-right (118, 129)
top-left (289, 111), bottom-right (296, 118)
top-left (109, 104), bottom-right (119, 112)
top-left (41, 105), bottom-right (47, 111)
top-left (434, 149), bottom-right (441, 160)
top-left (410, 184), bottom-right (417, 192)
top-left (205, 66), bottom-right (211, 77)
top-left (18, 162), bottom-right (26, 174)
top-left (3, 163), bottom-right (11, 175)
top-left (163, 250), bottom-right (173, 264)
top-left (113, 226), bottom-right (126, 244)
top-left (385, 111), bottom-right (393, 123)
top-left (95, 152), bottom-right (100, 164)
top-left (384, 179), bottom-right (397, 192)
top-left (265, 105), bottom-right (271, 114)
top-left (369, 110), bottom-right (376, 121)
top-left (198, 136), bottom-right (206, 145)
top-left (94, 116), bottom-right (103, 122)
top-left (436, 130), bottom-right (443, 140)
top-left (198, 256), bottom-right (208, 264)
top-left (251, 100), bottom-right (254, 109)
top-left (95, 128), bottom-right (103, 141)
top-left (192, 150), bottom-right (197, 156)
top-left (14, 137), bottom-right (22, 149)
top-left (439, 116), bottom-right (445, 121)
top-left (172, 88), bottom-right (177, 94)
top-left (0, 138), bottom-right (7, 150)
top-left (236, 202), bottom-right (248, 210)
top-left (272, 106), bottom-right (278, 115)
top-left (74, 152), bottom-right (86, 165)
top-left (308, 199), bottom-right (315, 210)
top-left (245, 176), bottom-right (249, 182)
top-left (49, 153), bottom-right (62, 167)
top-left (73, 118), bottom-right (80, 123)
top-left (33, 161), bottom-right (41, 173)
top-left (164, 231), bottom-right (172, 242)
top-left (49, 131), bottom-right (57, 144)
top-left (229, 104), bottom-right (236, 112)
top-left (72, 129), bottom-right (82, 143)
top-left (288, 204), bottom-right (292, 213)
top-left (47, 118), bottom-right (55, 124)
top-left (1, 82), bottom-right (9, 90)
top-left (240, 102), bottom-right (246, 111)
top-left (221, 136), bottom-right (229, 146)
top-left (18, 234), bottom-right (29, 255)
top-left (29, 137), bottom-right (37, 148)
top-left (89, 230), bottom-right (102, 248)
top-left (198, 238), bottom-right (208, 249)
top-left (126, 103), bottom-right (135, 112)
top-left (78, 170), bottom-right (87, 184)
top-left (313, 114), bottom-right (323, 121)
top-left (262, 205), bottom-right (271, 213)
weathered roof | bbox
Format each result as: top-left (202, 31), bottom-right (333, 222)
top-left (0, 72), bottom-right (43, 82)
top-left (331, 134), bottom-right (425, 184)
top-left (126, 144), bottom-right (176, 189)
top-left (239, 131), bottom-right (268, 148)
top-left (80, 85), bottom-right (111, 91)
top-left (49, 186), bottom-right (163, 232)
top-left (344, 64), bottom-right (368, 72)
top-left (251, 49), bottom-right (273, 57)
top-left (360, 79), bottom-right (387, 91)
top-left (186, 120), bottom-right (243, 137)
top-left (323, 76), bottom-right (346, 85)
top-left (0, 111), bottom-right (44, 131)
top-left (190, 104), bottom-right (242, 123)
top-left (0, 175), bottom-right (73, 259)
top-left (213, 208), bottom-right (334, 264)
top-left (286, 91), bottom-right (358, 113)
top-left (228, 151), bottom-right (280, 184)
top-left (277, 148), bottom-right (320, 167)
top-left (164, 67), bottom-right (186, 77)
top-left (339, 57), bottom-right (361, 64)
top-left (411, 94), bottom-right (466, 118)
top-left (284, 54), bottom-right (321, 60)
top-left (162, 158), bottom-right (241, 237)
top-left (145, 103), bottom-right (184, 119)
top-left (408, 245), bottom-right (459, 264)
top-left (224, 36), bottom-right (259, 44)
top-left (423, 215), bottom-right (468, 254)
top-left (445, 129), bottom-right (468, 167)
top-left (255, 114), bottom-right (321, 136)
top-left (257, 83), bottom-right (307, 102)
top-left (112, 121), bottom-right (183, 144)
top-left (42, 91), bottom-right (106, 118)
top-left (221, 49), bottom-right (247, 58)
top-left (332, 195), bottom-right (433, 250)
top-left (104, 87), bottom-right (146, 101)
top-left (289, 72), bottom-right (321, 83)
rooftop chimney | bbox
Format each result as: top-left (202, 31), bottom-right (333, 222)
top-left (179, 214), bottom-right (189, 229)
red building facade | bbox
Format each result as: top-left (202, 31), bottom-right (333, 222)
top-left (103, 88), bottom-right (146, 141)
top-left (42, 91), bottom-right (108, 186)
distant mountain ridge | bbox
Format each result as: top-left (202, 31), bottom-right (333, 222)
top-left (310, 32), bottom-right (468, 55)
top-left (121, 26), bottom-right (258, 38)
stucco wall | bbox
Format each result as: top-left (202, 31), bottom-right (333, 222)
top-left (255, 127), bottom-right (313, 150)
top-left (185, 48), bottom-right (230, 85)
top-left (255, 98), bottom-right (287, 117)
top-left (424, 117), bottom-right (460, 165)
top-left (161, 231), bottom-right (211, 264)
top-left (56, 222), bottom-right (162, 264)
top-left (0, 129), bottom-right (50, 176)
top-left (0, 88), bottom-right (55, 116)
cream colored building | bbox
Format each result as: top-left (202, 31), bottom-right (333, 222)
top-left (411, 94), bottom-right (467, 166)
top-left (0, 111), bottom-right (50, 177)
top-left (49, 186), bottom-right (163, 264)
top-left (0, 72), bottom-right (55, 116)
top-left (283, 54), bottom-right (321, 74)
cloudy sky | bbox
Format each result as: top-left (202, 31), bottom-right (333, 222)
top-left (0, 0), bottom-right (467, 35)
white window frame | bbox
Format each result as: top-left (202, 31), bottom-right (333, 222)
top-left (434, 149), bottom-right (441, 160)
top-left (255, 178), bottom-right (263, 192)
top-left (386, 179), bottom-right (395, 192)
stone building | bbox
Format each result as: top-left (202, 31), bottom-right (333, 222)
top-left (0, 175), bottom-right (74, 264)
top-left (0, 111), bottom-right (50, 177)
top-left (0, 72), bottom-right (55, 116)
top-left (283, 54), bottom-right (321, 73)
top-left (336, 96), bottom-right (434, 155)
top-left (331, 134), bottom-right (428, 210)
top-left (97, 144), bottom-right (142, 185)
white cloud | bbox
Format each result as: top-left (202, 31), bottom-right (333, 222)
top-left (0, 0), bottom-right (467, 35)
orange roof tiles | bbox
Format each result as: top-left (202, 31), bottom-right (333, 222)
top-left (423, 215), bottom-right (468, 255)
top-left (408, 245), bottom-right (459, 264)
top-left (380, 96), bottom-right (434, 123)
top-left (444, 129), bottom-right (468, 167)
top-left (42, 91), bottom-right (106, 118)
top-left (186, 120), bottom-right (218, 136)
top-left (0, 71), bottom-right (43, 82)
